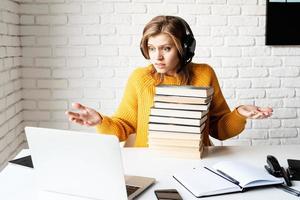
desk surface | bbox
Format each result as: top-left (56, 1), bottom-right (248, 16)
top-left (1, 145), bottom-right (300, 200)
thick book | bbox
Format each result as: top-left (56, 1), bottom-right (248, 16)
top-left (148, 130), bottom-right (202, 140)
top-left (149, 145), bottom-right (201, 158)
top-left (149, 145), bottom-right (200, 151)
top-left (150, 108), bottom-right (208, 119)
top-left (154, 95), bottom-right (212, 105)
top-left (156, 85), bottom-right (214, 98)
top-left (149, 115), bottom-right (207, 126)
top-left (149, 122), bottom-right (206, 134)
top-left (173, 161), bottom-right (284, 198)
top-left (148, 138), bottom-right (200, 148)
top-left (154, 102), bottom-right (210, 111)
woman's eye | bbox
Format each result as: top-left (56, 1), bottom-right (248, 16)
top-left (148, 47), bottom-right (155, 52)
top-left (163, 47), bottom-right (171, 52)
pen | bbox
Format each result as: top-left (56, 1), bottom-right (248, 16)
top-left (216, 169), bottom-right (240, 185)
top-left (203, 167), bottom-right (240, 186)
top-left (276, 184), bottom-right (300, 197)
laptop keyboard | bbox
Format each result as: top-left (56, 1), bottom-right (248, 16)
top-left (126, 185), bottom-right (140, 196)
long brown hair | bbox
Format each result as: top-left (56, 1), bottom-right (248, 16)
top-left (140, 15), bottom-right (194, 85)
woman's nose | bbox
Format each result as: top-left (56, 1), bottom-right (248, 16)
top-left (155, 50), bottom-right (163, 60)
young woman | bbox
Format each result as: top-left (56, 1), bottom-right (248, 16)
top-left (66, 15), bottom-right (272, 147)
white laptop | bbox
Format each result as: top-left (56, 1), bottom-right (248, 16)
top-left (25, 127), bottom-right (156, 200)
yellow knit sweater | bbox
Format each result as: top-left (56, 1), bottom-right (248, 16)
top-left (96, 63), bottom-right (246, 147)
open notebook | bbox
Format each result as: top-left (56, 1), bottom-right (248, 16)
top-left (173, 161), bottom-right (283, 197)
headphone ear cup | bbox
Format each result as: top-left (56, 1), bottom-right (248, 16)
top-left (182, 35), bottom-right (196, 65)
top-left (187, 36), bottom-right (196, 59)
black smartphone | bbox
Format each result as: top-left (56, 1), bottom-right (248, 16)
top-left (9, 155), bottom-right (34, 168)
top-left (154, 189), bottom-right (183, 200)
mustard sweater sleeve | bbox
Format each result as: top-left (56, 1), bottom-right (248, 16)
top-left (208, 67), bottom-right (247, 140)
top-left (95, 69), bottom-right (139, 141)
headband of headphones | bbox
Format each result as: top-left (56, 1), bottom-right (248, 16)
top-left (140, 16), bottom-right (196, 69)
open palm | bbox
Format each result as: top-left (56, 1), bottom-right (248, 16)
top-left (237, 105), bottom-right (273, 119)
top-left (65, 103), bottom-right (102, 126)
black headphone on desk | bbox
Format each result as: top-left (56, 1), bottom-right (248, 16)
top-left (140, 16), bottom-right (196, 71)
top-left (265, 155), bottom-right (292, 186)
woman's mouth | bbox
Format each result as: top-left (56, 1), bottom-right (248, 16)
top-left (155, 63), bottom-right (165, 69)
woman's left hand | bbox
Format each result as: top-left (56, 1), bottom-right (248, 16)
top-left (237, 105), bottom-right (273, 119)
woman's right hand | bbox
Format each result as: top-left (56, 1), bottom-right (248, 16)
top-left (65, 103), bottom-right (102, 126)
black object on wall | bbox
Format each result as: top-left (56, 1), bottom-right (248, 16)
top-left (266, 1), bottom-right (300, 45)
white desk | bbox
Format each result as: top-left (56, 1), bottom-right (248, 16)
top-left (0, 145), bottom-right (300, 200)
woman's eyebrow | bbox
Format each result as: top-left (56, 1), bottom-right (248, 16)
top-left (147, 43), bottom-right (173, 47)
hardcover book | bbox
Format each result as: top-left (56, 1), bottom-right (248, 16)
top-left (154, 95), bottom-right (212, 105)
top-left (149, 115), bottom-right (207, 126)
top-left (154, 102), bottom-right (210, 111)
top-left (150, 108), bottom-right (208, 119)
top-left (148, 122), bottom-right (206, 134)
top-left (156, 85), bottom-right (214, 98)
top-left (148, 130), bottom-right (202, 140)
top-left (148, 138), bottom-right (200, 148)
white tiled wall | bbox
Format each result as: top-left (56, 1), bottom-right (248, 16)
top-left (0, 0), bottom-right (300, 169)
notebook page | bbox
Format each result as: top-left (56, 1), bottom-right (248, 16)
top-left (213, 161), bottom-right (283, 188)
top-left (173, 167), bottom-right (240, 197)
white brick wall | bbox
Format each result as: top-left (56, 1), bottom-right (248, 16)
top-left (13, 1), bottom-right (300, 140)
top-left (0, 0), bottom-right (25, 171)
top-left (1, 0), bottom-right (300, 170)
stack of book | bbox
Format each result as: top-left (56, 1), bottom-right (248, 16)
top-left (148, 85), bottom-right (213, 158)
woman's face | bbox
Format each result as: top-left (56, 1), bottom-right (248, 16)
top-left (147, 33), bottom-right (180, 76)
